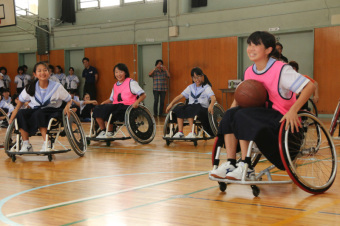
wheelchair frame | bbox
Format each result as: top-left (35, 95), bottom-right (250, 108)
top-left (163, 102), bottom-right (225, 146)
top-left (4, 109), bottom-right (87, 162)
top-left (86, 104), bottom-right (156, 146)
top-left (330, 99), bottom-right (340, 140)
top-left (209, 112), bottom-right (337, 196)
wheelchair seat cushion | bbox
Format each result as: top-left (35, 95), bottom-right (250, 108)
top-left (92, 104), bottom-right (129, 123)
top-left (16, 107), bottom-right (63, 136)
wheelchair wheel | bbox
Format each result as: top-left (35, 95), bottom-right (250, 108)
top-left (4, 120), bottom-right (21, 157)
top-left (125, 105), bottom-right (156, 144)
top-left (63, 110), bottom-right (87, 157)
top-left (279, 112), bottom-right (337, 194)
top-left (208, 103), bottom-right (225, 136)
top-left (163, 102), bottom-right (184, 138)
top-left (329, 100), bottom-right (340, 137)
top-left (307, 98), bottom-right (318, 117)
top-left (0, 108), bottom-right (9, 148)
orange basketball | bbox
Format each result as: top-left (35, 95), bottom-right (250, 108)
top-left (235, 79), bottom-right (267, 108)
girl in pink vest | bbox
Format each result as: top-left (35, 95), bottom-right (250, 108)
top-left (210, 31), bottom-right (316, 180)
top-left (92, 63), bottom-right (146, 139)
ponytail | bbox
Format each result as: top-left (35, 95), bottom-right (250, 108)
top-left (26, 78), bottom-right (38, 96)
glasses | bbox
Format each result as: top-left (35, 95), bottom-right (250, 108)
top-left (192, 75), bottom-right (203, 80)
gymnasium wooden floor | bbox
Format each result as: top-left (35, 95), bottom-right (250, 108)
top-left (0, 116), bottom-right (339, 225)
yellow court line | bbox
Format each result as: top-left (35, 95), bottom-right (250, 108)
top-left (272, 199), bottom-right (340, 225)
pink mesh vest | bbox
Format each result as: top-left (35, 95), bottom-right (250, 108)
top-left (112, 78), bottom-right (137, 105)
top-left (244, 60), bottom-right (296, 115)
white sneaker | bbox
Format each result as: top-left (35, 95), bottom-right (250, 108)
top-left (106, 131), bottom-right (115, 137)
top-left (173, 132), bottom-right (184, 138)
top-left (96, 130), bottom-right (106, 139)
top-left (185, 132), bottom-right (196, 138)
top-left (40, 141), bottom-right (51, 152)
top-left (19, 143), bottom-right (34, 152)
top-left (225, 162), bottom-right (255, 180)
top-left (210, 161), bottom-right (236, 179)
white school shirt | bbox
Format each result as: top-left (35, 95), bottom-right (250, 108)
top-left (19, 80), bottom-right (71, 109)
top-left (51, 73), bottom-right (67, 86)
top-left (1, 97), bottom-right (11, 105)
top-left (0, 73), bottom-right (4, 88)
top-left (66, 75), bottom-right (80, 89)
top-left (253, 58), bottom-right (310, 98)
top-left (109, 79), bottom-right (145, 102)
top-left (3, 75), bottom-right (11, 88)
top-left (181, 83), bottom-right (215, 108)
top-left (0, 101), bottom-right (14, 115)
top-left (14, 74), bottom-right (31, 88)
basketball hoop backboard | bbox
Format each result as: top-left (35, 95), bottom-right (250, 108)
top-left (0, 0), bottom-right (16, 27)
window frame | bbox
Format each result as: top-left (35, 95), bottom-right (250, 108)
top-left (77, 0), bottom-right (159, 11)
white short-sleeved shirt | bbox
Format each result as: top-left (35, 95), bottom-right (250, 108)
top-left (0, 101), bottom-right (14, 115)
top-left (51, 73), bottom-right (67, 86)
top-left (19, 80), bottom-right (71, 109)
top-left (14, 74), bottom-right (31, 88)
top-left (181, 83), bottom-right (215, 108)
top-left (109, 79), bottom-right (145, 102)
top-left (253, 58), bottom-right (310, 99)
top-left (0, 73), bottom-right (4, 88)
top-left (1, 97), bottom-right (11, 105)
top-left (66, 75), bottom-right (80, 89)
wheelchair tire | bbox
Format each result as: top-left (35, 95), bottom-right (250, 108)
top-left (63, 110), bottom-right (87, 157)
top-left (4, 120), bottom-right (21, 157)
top-left (329, 100), bottom-right (340, 137)
top-left (279, 112), bottom-right (337, 194)
top-left (163, 102), bottom-right (184, 138)
top-left (208, 103), bottom-right (225, 136)
top-left (125, 105), bottom-right (156, 144)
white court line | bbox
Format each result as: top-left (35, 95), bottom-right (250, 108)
top-left (6, 171), bottom-right (207, 218)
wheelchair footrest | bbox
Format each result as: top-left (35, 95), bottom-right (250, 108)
top-left (86, 137), bottom-right (131, 141)
top-left (163, 137), bottom-right (214, 141)
top-left (6, 149), bottom-right (72, 155)
top-left (208, 174), bottom-right (292, 185)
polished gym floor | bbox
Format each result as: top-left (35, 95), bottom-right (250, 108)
top-left (0, 116), bottom-right (339, 225)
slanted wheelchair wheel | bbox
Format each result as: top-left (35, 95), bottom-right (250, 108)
top-left (63, 110), bottom-right (87, 157)
top-left (279, 112), bottom-right (337, 194)
top-left (307, 98), bottom-right (318, 117)
top-left (4, 120), bottom-right (21, 157)
top-left (0, 108), bottom-right (9, 148)
top-left (163, 102), bottom-right (184, 138)
top-left (329, 100), bottom-right (340, 137)
top-left (208, 103), bottom-right (225, 136)
top-left (125, 105), bottom-right (156, 144)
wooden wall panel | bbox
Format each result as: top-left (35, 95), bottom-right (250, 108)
top-left (163, 37), bottom-right (238, 110)
top-left (49, 50), bottom-right (65, 72)
top-left (0, 52), bottom-right (19, 95)
top-left (314, 26), bottom-right (340, 114)
top-left (84, 45), bottom-right (137, 103)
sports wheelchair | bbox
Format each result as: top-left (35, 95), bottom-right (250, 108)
top-left (86, 104), bottom-right (156, 146)
top-left (330, 99), bottom-right (340, 140)
top-left (4, 109), bottom-right (87, 162)
top-left (163, 102), bottom-right (225, 146)
top-left (209, 111), bottom-right (337, 196)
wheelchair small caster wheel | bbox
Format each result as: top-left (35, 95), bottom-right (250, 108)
top-left (106, 141), bottom-right (111, 147)
top-left (166, 140), bottom-right (171, 146)
top-left (48, 154), bottom-right (53, 162)
top-left (11, 155), bottom-right (16, 162)
top-left (218, 182), bottom-right (227, 192)
top-left (251, 185), bottom-right (260, 197)
top-left (87, 139), bottom-right (91, 145)
top-left (193, 141), bottom-right (197, 147)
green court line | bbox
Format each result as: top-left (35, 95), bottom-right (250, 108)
top-left (8, 172), bottom-right (208, 219)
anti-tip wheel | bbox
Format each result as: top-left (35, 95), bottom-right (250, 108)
top-left (218, 182), bottom-right (227, 192)
top-left (251, 185), bottom-right (260, 197)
